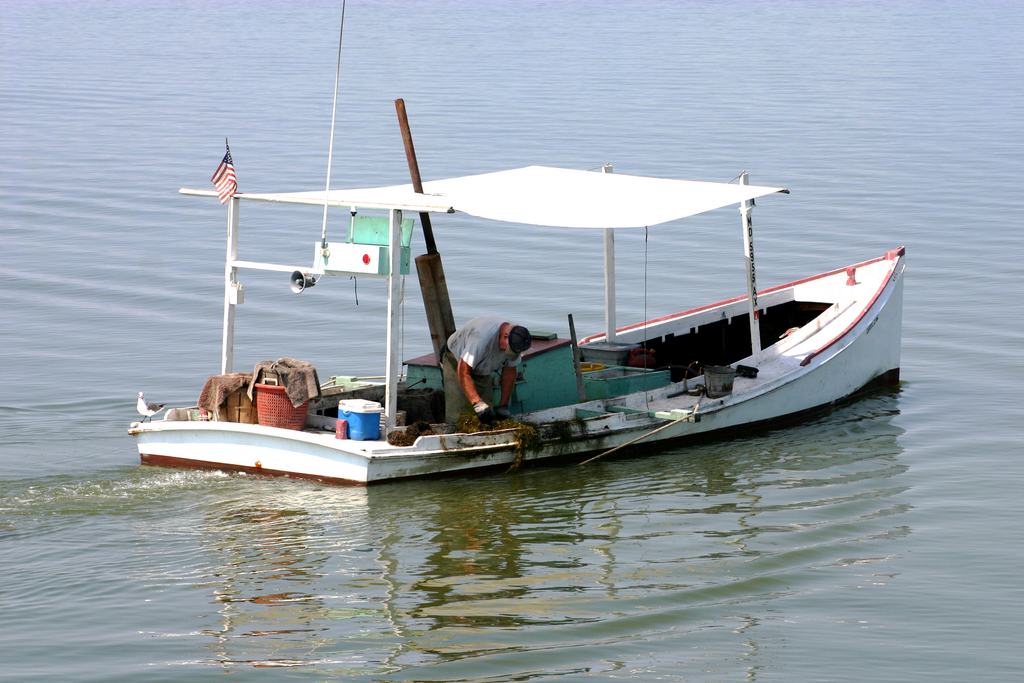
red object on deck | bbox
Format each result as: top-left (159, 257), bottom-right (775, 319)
top-left (627, 348), bottom-right (656, 369)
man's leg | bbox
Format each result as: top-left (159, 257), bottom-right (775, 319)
top-left (443, 351), bottom-right (471, 424)
top-left (443, 352), bottom-right (495, 424)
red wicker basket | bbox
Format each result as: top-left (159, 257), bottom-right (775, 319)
top-left (254, 383), bottom-right (309, 430)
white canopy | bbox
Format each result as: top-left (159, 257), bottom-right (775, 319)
top-left (187, 165), bottom-right (788, 229)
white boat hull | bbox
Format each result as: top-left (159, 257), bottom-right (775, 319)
top-left (130, 248), bottom-right (905, 485)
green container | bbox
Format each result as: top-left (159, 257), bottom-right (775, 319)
top-left (404, 342), bottom-right (581, 414)
top-left (583, 366), bottom-right (671, 400)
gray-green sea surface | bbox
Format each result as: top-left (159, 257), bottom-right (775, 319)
top-left (2, 1), bottom-right (1022, 680)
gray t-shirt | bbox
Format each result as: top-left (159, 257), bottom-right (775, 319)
top-left (447, 315), bottom-right (523, 377)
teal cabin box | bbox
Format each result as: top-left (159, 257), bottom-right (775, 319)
top-left (315, 215), bottom-right (414, 276)
top-left (404, 336), bottom-right (581, 414)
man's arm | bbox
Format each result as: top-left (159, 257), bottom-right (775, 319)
top-left (457, 359), bottom-right (484, 404)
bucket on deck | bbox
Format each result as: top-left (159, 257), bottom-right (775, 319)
top-left (703, 366), bottom-right (736, 398)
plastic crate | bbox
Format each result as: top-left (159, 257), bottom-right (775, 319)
top-left (255, 383), bottom-right (309, 430)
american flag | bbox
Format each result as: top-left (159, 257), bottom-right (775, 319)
top-left (211, 141), bottom-right (237, 204)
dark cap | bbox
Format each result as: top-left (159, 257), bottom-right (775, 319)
top-left (507, 325), bottom-right (532, 354)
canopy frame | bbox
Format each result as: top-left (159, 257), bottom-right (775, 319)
top-left (184, 165), bottom-right (788, 431)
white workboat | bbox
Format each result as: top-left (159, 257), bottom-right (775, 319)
top-left (129, 163), bottom-right (904, 485)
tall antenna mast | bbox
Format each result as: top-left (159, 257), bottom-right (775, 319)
top-left (320, 0), bottom-right (347, 250)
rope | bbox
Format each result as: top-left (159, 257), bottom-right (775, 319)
top-left (579, 398), bottom-right (700, 466)
top-left (319, 1), bottom-right (347, 248)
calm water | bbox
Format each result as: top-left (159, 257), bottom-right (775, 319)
top-left (2, 1), bottom-right (1023, 680)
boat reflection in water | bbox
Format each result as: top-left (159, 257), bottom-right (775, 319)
top-left (172, 391), bottom-right (906, 675)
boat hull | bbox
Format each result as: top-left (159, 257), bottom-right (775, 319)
top-left (130, 249), bottom-right (905, 485)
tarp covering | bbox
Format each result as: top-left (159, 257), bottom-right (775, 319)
top-left (200, 165), bottom-right (788, 229)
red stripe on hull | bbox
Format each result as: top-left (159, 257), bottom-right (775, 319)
top-left (139, 453), bottom-right (366, 487)
top-left (800, 254), bottom-right (901, 366)
top-left (581, 247), bottom-right (906, 344)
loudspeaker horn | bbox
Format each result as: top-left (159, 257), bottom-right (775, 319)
top-left (289, 271), bottom-right (317, 294)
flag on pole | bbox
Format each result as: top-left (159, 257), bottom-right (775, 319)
top-left (211, 140), bottom-right (237, 204)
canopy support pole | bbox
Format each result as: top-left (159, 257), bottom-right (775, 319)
top-left (602, 164), bottom-right (616, 341)
top-left (384, 208), bottom-right (404, 431)
top-left (221, 196), bottom-right (240, 374)
top-left (739, 172), bottom-right (761, 355)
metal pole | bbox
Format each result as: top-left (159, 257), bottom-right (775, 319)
top-left (602, 163), bottom-right (616, 341)
top-left (739, 172), bottom-right (761, 355)
top-left (221, 196), bottom-right (240, 374)
top-left (384, 209), bottom-right (404, 432)
top-left (568, 314), bottom-right (586, 403)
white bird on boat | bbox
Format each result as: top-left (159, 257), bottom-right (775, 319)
top-left (137, 392), bottom-right (166, 422)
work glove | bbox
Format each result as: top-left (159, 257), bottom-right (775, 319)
top-left (495, 405), bottom-right (512, 421)
top-left (473, 401), bottom-right (494, 423)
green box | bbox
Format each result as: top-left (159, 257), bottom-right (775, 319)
top-left (404, 342), bottom-right (582, 414)
top-left (583, 366), bottom-right (671, 400)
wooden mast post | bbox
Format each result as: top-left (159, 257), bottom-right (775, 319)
top-left (395, 99), bottom-right (456, 363)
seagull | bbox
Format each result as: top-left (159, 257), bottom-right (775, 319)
top-left (137, 392), bottom-right (166, 422)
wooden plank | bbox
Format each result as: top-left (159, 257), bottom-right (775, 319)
top-left (416, 253), bottom-right (457, 363)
